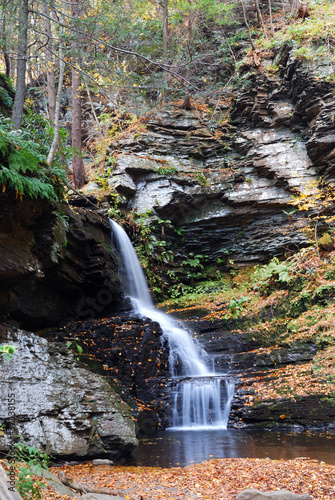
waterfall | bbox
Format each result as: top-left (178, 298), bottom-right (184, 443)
top-left (110, 220), bottom-right (234, 429)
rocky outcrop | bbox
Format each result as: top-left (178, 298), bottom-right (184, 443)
top-left (0, 192), bottom-right (123, 329)
top-left (101, 44), bottom-right (335, 268)
top-left (0, 325), bottom-right (138, 458)
top-left (43, 310), bottom-right (335, 432)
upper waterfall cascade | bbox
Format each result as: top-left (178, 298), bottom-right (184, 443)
top-left (110, 219), bottom-right (234, 429)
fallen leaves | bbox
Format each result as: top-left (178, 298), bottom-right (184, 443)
top-left (41, 457), bottom-right (335, 500)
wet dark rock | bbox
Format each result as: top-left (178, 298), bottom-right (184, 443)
top-left (67, 194), bottom-right (98, 207)
top-left (236, 395), bottom-right (335, 429)
top-left (44, 314), bottom-right (171, 431)
top-left (0, 193), bottom-right (123, 329)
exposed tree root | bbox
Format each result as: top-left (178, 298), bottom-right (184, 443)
top-left (58, 471), bottom-right (142, 499)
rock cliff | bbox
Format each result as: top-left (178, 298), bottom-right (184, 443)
top-left (104, 44), bottom-right (335, 268)
top-left (0, 193), bottom-right (123, 329)
top-left (187, 317), bottom-right (335, 429)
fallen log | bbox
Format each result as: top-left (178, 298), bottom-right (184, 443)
top-left (58, 471), bottom-right (141, 500)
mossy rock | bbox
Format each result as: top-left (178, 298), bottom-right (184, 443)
top-left (318, 233), bottom-right (333, 251)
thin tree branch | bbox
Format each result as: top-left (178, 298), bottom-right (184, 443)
top-left (45, 46), bottom-right (117, 105)
top-left (30, 8), bottom-right (201, 91)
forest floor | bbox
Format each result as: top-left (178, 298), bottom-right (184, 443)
top-left (41, 457), bottom-right (335, 500)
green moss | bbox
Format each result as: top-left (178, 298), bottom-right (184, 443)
top-left (318, 233), bottom-right (333, 250)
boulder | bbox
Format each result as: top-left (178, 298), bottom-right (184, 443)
top-left (234, 489), bottom-right (312, 500)
top-left (92, 459), bottom-right (114, 466)
top-left (0, 326), bottom-right (138, 458)
top-left (0, 464), bottom-right (22, 500)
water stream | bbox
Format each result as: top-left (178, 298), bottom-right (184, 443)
top-left (110, 220), bottom-right (235, 429)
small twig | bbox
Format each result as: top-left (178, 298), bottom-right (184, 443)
top-left (67, 186), bottom-right (100, 210)
top-left (84, 79), bottom-right (100, 125)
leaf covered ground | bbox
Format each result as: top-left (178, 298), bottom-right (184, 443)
top-left (41, 458), bottom-right (335, 500)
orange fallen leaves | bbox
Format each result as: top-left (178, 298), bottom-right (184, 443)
top-left (42, 457), bottom-right (335, 500)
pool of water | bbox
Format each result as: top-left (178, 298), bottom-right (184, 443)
top-left (127, 429), bottom-right (335, 467)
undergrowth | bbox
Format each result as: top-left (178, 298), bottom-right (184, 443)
top-left (0, 115), bottom-right (67, 201)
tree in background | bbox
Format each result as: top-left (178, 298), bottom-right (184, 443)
top-left (2, 0), bottom-right (297, 178)
top-left (12, 0), bottom-right (28, 129)
top-left (46, 0), bottom-right (66, 166)
top-left (0, 0), bottom-right (12, 77)
top-left (70, 0), bottom-right (85, 188)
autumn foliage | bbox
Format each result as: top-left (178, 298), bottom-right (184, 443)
top-left (40, 457), bottom-right (335, 500)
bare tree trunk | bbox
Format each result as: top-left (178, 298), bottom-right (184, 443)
top-left (12, 0), bottom-right (28, 129)
top-left (71, 0), bottom-right (85, 188)
top-left (45, 4), bottom-right (56, 124)
top-left (162, 0), bottom-right (169, 96)
top-left (84, 79), bottom-right (99, 124)
top-left (240, 0), bottom-right (255, 51)
top-left (0, 0), bottom-right (10, 77)
top-left (269, 0), bottom-right (274, 37)
top-left (255, 0), bottom-right (268, 39)
top-left (162, 0), bottom-right (168, 63)
top-left (186, 0), bottom-right (193, 81)
top-left (47, 1), bottom-right (66, 166)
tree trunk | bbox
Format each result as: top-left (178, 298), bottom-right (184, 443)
top-left (45, 4), bottom-right (56, 124)
top-left (240, 0), bottom-right (255, 51)
top-left (71, 0), bottom-right (85, 188)
top-left (0, 1), bottom-right (11, 77)
top-left (12, 0), bottom-right (28, 129)
top-left (47, 15), bottom-right (65, 165)
top-left (186, 0), bottom-right (193, 81)
top-left (255, 0), bottom-right (268, 39)
top-left (162, 0), bottom-right (169, 95)
top-left (47, 0), bottom-right (66, 165)
top-left (162, 0), bottom-right (168, 63)
top-left (269, 0), bottom-right (274, 37)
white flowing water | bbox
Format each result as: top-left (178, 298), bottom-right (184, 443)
top-left (110, 220), bottom-right (235, 429)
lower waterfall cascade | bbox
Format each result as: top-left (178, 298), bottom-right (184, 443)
top-left (110, 219), bottom-right (235, 429)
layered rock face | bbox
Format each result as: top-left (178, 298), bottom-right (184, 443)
top-left (106, 45), bottom-right (335, 266)
top-left (0, 326), bottom-right (138, 458)
top-left (0, 193), bottom-right (123, 329)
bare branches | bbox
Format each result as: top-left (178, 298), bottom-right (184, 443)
top-left (240, 0), bottom-right (255, 51)
top-left (30, 7), bottom-right (201, 91)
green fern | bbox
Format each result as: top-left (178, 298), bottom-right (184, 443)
top-left (0, 115), bottom-right (67, 201)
